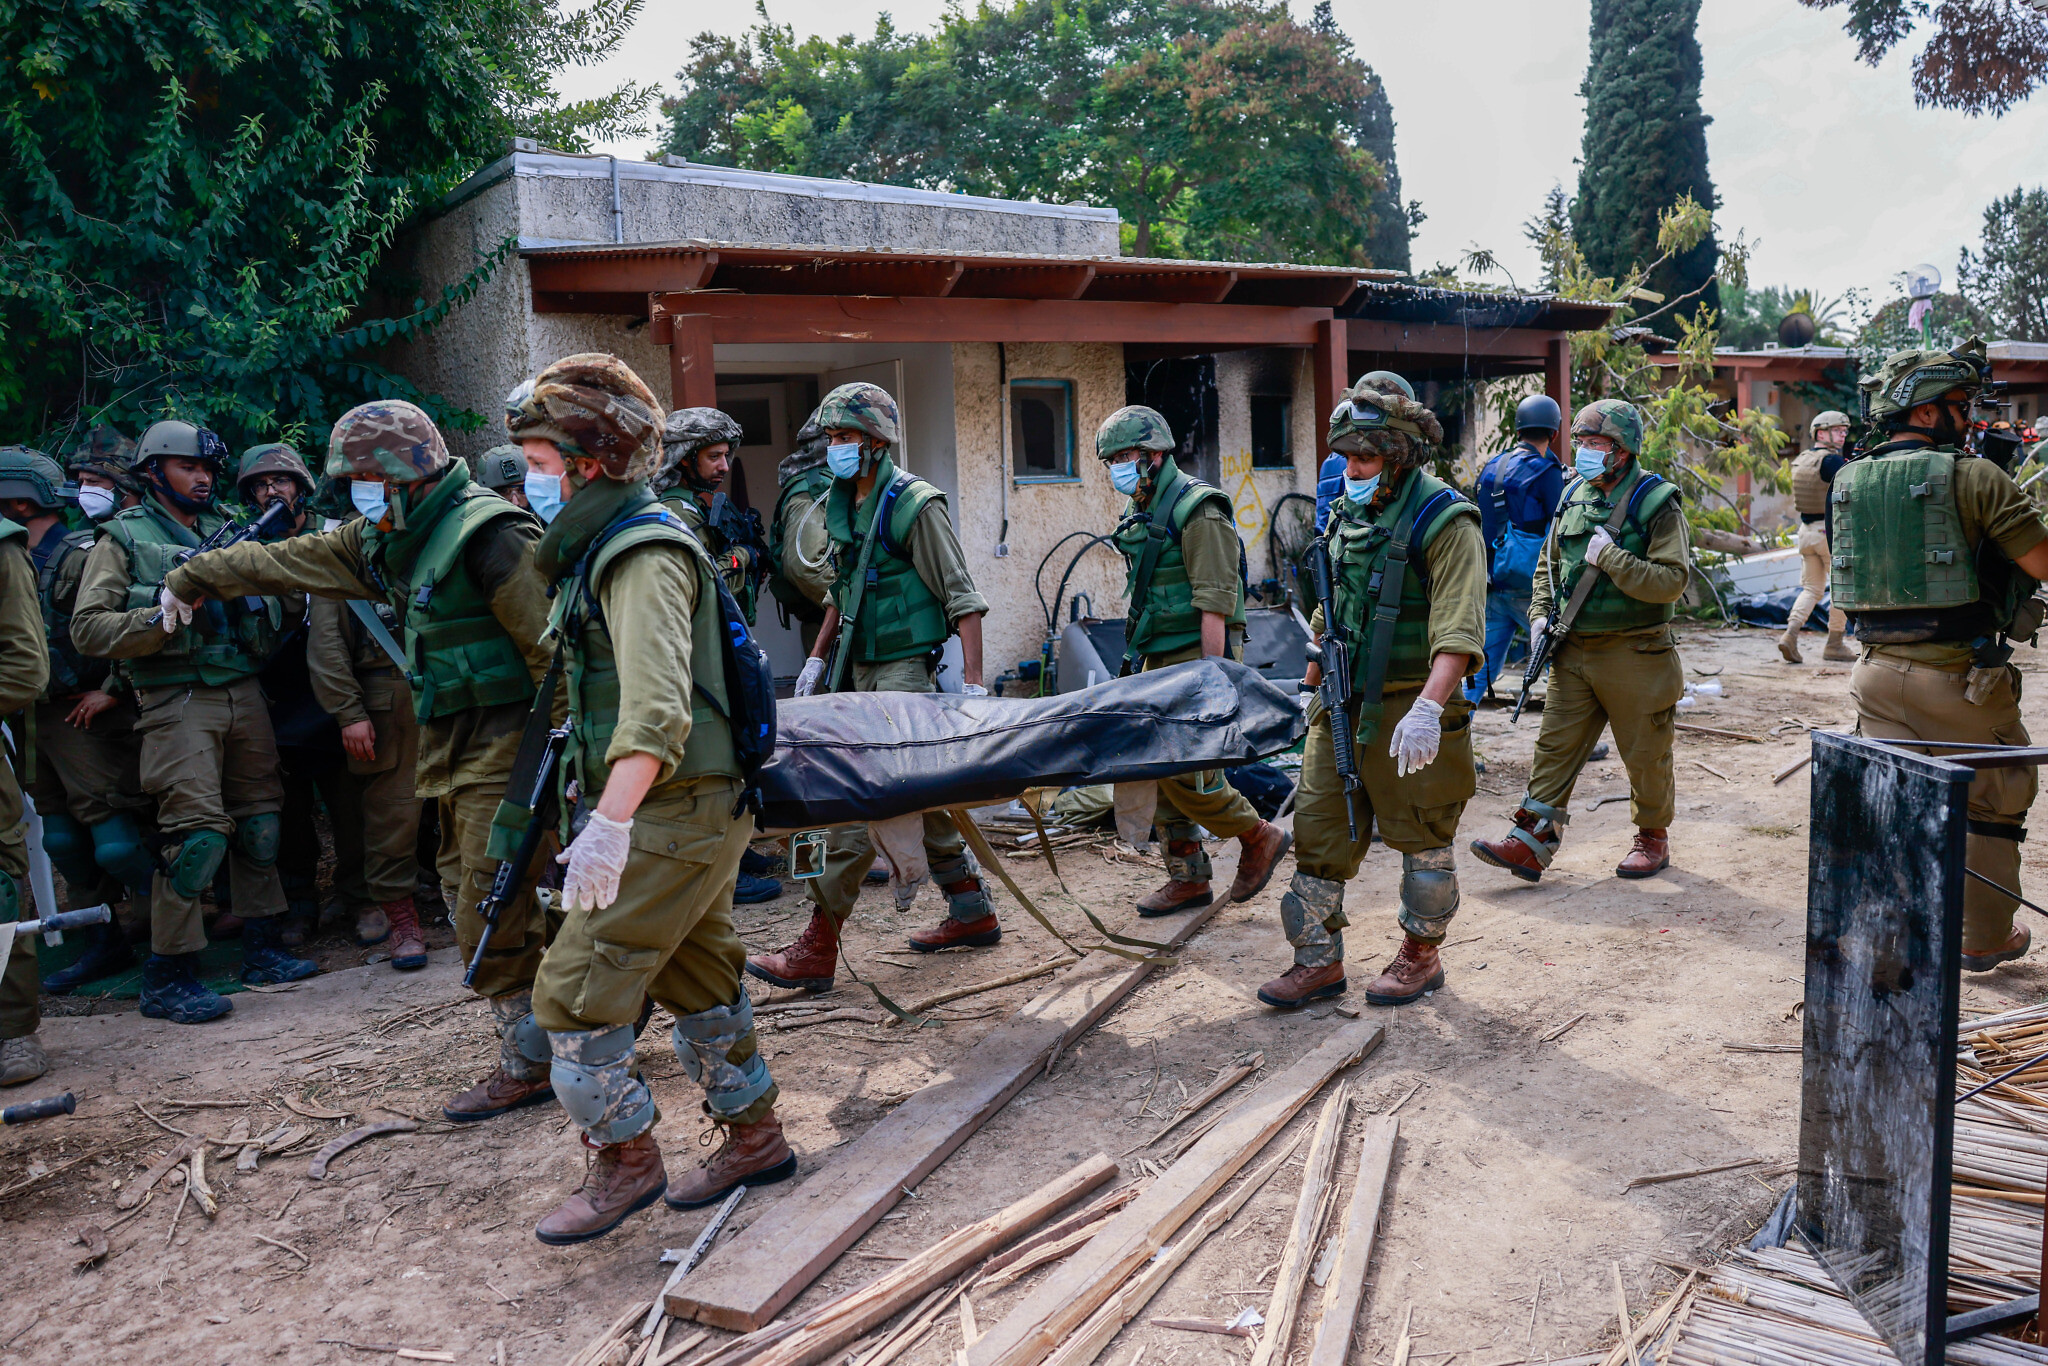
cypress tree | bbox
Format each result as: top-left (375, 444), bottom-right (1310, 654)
top-left (1572, 0), bottom-right (1719, 315)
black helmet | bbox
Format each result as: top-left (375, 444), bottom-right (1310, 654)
top-left (1514, 394), bottom-right (1562, 434)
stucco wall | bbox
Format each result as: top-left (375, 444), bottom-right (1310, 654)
top-left (1211, 349), bottom-right (1321, 586)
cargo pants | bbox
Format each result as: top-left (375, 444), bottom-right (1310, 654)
top-left (339, 678), bottom-right (423, 906)
top-left (1524, 630), bottom-right (1684, 830)
top-left (439, 779), bottom-right (554, 999)
top-left (0, 761), bottom-right (34, 1040)
top-left (28, 696), bottom-right (156, 924)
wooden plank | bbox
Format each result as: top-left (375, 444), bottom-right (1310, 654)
top-left (1247, 1084), bottom-right (1350, 1366)
top-left (967, 1020), bottom-right (1386, 1366)
top-left (671, 902), bottom-right (1223, 1331)
top-left (1304, 1118), bottom-right (1399, 1366)
top-left (647, 294), bottom-right (1329, 349)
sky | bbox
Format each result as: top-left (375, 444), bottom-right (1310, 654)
top-left (555, 0), bottom-right (2048, 312)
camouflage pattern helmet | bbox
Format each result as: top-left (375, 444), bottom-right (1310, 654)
top-left (325, 400), bottom-right (452, 481)
top-left (1095, 405), bottom-right (1177, 460)
top-left (814, 382), bottom-right (902, 449)
top-left (1570, 398), bottom-right (1645, 456)
top-left (1357, 370), bottom-right (1417, 401)
top-left (1809, 409), bottom-right (1852, 436)
top-left (506, 353), bottom-right (664, 481)
top-left (1859, 336), bottom-right (1990, 423)
top-left (237, 443), bottom-right (315, 498)
top-left (657, 407), bottom-right (746, 492)
top-left (137, 419), bottom-right (229, 470)
top-left (780, 412), bottom-right (830, 484)
top-left (1326, 387), bottom-right (1443, 468)
top-left (0, 447), bottom-right (70, 511)
top-left (475, 444), bottom-right (525, 490)
top-left (65, 423), bottom-right (141, 493)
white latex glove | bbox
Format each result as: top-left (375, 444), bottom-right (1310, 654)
top-left (557, 811), bottom-right (632, 911)
top-left (794, 657), bottom-right (826, 697)
top-left (961, 683), bottom-right (987, 697)
top-left (157, 586), bottom-right (197, 632)
top-left (1585, 526), bottom-right (1618, 569)
top-left (1528, 615), bottom-right (1549, 644)
top-left (1388, 696), bottom-right (1444, 778)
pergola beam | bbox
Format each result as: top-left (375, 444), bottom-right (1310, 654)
top-left (647, 293), bottom-right (1331, 347)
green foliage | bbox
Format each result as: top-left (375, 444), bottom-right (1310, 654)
top-left (1857, 292), bottom-right (1992, 354)
top-left (1713, 283), bottom-right (1860, 350)
top-left (1959, 187), bottom-right (2048, 342)
top-left (659, 0), bottom-right (1409, 266)
top-left (0, 0), bottom-right (648, 451)
top-left (1799, 0), bottom-right (2048, 118)
top-left (1573, 0), bottom-right (1720, 317)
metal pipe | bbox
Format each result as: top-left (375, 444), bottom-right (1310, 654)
top-left (995, 342), bottom-right (1010, 558)
top-left (609, 156), bottom-right (624, 244)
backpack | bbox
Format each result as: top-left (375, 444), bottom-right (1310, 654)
top-left (704, 569), bottom-right (779, 805)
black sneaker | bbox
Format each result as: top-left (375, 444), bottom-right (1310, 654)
top-left (241, 918), bottom-right (319, 985)
top-left (138, 954), bottom-right (233, 1024)
top-left (41, 922), bottom-right (135, 995)
top-left (733, 871), bottom-right (783, 905)
top-left (740, 847), bottom-right (785, 877)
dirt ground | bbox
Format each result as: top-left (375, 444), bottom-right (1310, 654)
top-left (4, 620), bottom-right (2044, 1366)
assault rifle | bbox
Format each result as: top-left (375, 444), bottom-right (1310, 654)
top-left (1512, 487), bottom-right (1638, 723)
top-left (1509, 621), bottom-right (1556, 725)
top-left (1301, 532), bottom-right (1363, 841)
top-left (464, 649), bottom-right (569, 987)
top-left (146, 498), bottom-right (296, 626)
top-left (708, 492), bottom-right (770, 597)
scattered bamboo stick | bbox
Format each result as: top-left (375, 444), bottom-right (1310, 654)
top-left (774, 1009), bottom-right (886, 1031)
top-left (1720, 1043), bottom-right (1799, 1054)
top-left (254, 1232), bottom-right (311, 1266)
top-left (1247, 1082), bottom-right (1351, 1366)
top-left (900, 959), bottom-right (1078, 1019)
top-left (1597, 1271), bottom-right (1693, 1366)
top-left (1610, 1263), bottom-right (1635, 1366)
top-left (1148, 1319), bottom-right (1250, 1338)
top-left (1689, 760), bottom-right (1730, 782)
top-left (1390, 1305), bottom-right (1413, 1366)
top-left (1126, 1055), bottom-right (1263, 1154)
top-left (1624, 1158), bottom-right (1766, 1190)
top-left (1771, 754), bottom-right (1811, 785)
top-left (1540, 1013), bottom-right (1588, 1043)
top-left (1675, 723), bottom-right (1764, 743)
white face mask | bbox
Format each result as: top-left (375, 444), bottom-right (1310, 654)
top-left (349, 480), bottom-right (389, 524)
top-left (76, 486), bottom-right (119, 522)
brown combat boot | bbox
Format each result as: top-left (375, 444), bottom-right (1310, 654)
top-left (1363, 936), bottom-right (1445, 1006)
top-left (534, 1132), bottom-right (667, 1245)
top-left (1226, 822), bottom-right (1293, 903)
top-left (353, 902), bottom-right (391, 947)
top-left (1137, 839), bottom-right (1213, 917)
top-left (0, 1034), bottom-right (49, 1087)
top-left (443, 1067), bottom-right (555, 1123)
top-left (383, 896), bottom-right (427, 971)
top-left (1963, 923), bottom-right (2032, 973)
top-left (1616, 828), bottom-right (1670, 879)
top-left (1470, 809), bottom-right (1558, 883)
top-left (1777, 631), bottom-right (1802, 664)
top-left (746, 909), bottom-right (839, 991)
top-left (665, 1111), bottom-right (798, 1210)
top-left (1822, 633), bottom-right (1857, 663)
top-left (1256, 962), bottom-right (1346, 1010)
top-left (907, 911), bottom-right (1001, 952)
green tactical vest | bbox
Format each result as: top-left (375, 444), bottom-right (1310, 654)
top-left (554, 494), bottom-right (737, 822)
top-left (34, 526), bottom-right (104, 698)
top-left (360, 462), bottom-right (535, 723)
top-left (1113, 457), bottom-right (1247, 662)
top-left (1328, 470), bottom-right (1478, 694)
top-left (104, 500), bottom-right (281, 688)
top-left (662, 490), bottom-right (758, 626)
top-left (1829, 445), bottom-right (2037, 643)
top-left (1551, 464), bottom-right (1682, 635)
top-left (826, 454), bottom-right (952, 664)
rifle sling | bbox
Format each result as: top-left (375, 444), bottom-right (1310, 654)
top-left (1552, 485), bottom-right (1638, 637)
top-left (1352, 486), bottom-right (1454, 744)
top-left (504, 643), bottom-right (567, 807)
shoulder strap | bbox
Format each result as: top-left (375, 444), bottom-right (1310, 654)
top-left (1555, 485), bottom-right (1639, 636)
top-left (1354, 481), bottom-right (1457, 741)
top-left (877, 473), bottom-right (940, 560)
top-left (411, 492), bottom-right (524, 610)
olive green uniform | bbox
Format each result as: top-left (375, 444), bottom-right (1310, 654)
top-left (664, 492), bottom-right (759, 621)
top-left (306, 594), bottom-right (422, 907)
top-left (1523, 466), bottom-right (1691, 831)
top-left (0, 525), bottom-right (53, 1039)
top-left (71, 498), bottom-right (290, 954)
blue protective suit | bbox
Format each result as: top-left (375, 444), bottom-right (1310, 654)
top-left (1467, 440), bottom-right (1565, 703)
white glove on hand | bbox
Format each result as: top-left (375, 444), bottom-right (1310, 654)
top-left (1528, 615), bottom-right (1549, 644)
top-left (794, 657), bottom-right (826, 697)
top-left (157, 586), bottom-right (197, 632)
top-left (1585, 526), bottom-right (1618, 569)
top-left (1388, 697), bottom-right (1444, 778)
top-left (558, 811), bottom-right (632, 911)
top-left (961, 683), bottom-right (987, 697)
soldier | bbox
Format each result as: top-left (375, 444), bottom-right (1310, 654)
top-left (1315, 372), bottom-right (1415, 533)
top-left (477, 444), bottom-right (531, 511)
top-left (71, 421), bottom-right (315, 1024)
top-left (749, 383), bottom-right (996, 991)
top-left (1780, 410), bottom-right (1857, 665)
top-left (1272, 385), bottom-right (1485, 1008)
top-left (508, 353), bottom-right (792, 1243)
top-left (1466, 394), bottom-right (1566, 703)
top-left (765, 415), bottom-right (835, 648)
top-left (68, 425), bottom-right (145, 521)
top-left (1096, 405), bottom-right (1291, 916)
top-left (1831, 339), bottom-right (2048, 971)
top-left (160, 403), bottom-right (558, 1114)
top-left (1469, 399), bottom-right (1690, 882)
top-left (0, 492), bottom-right (52, 1084)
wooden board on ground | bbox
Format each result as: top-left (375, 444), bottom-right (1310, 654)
top-left (966, 1019), bottom-right (1386, 1366)
top-left (1304, 1116), bottom-right (1398, 1366)
top-left (670, 901), bottom-right (1223, 1331)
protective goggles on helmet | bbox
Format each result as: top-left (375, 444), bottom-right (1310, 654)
top-left (1345, 400), bottom-right (1389, 428)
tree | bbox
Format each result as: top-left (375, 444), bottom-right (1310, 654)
top-left (1523, 185), bottom-right (1573, 291)
top-left (1959, 187), bottom-right (2048, 342)
top-left (1573, 0), bottom-right (1720, 318)
top-left (1799, 0), bottom-right (2048, 118)
top-left (0, 0), bottom-right (648, 451)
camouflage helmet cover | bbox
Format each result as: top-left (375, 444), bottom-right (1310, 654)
top-left (1094, 405), bottom-right (1177, 460)
top-left (506, 353), bottom-right (664, 481)
top-left (475, 444), bottom-right (526, 490)
top-left (1327, 385), bottom-right (1443, 466)
top-left (0, 447), bottom-right (70, 510)
top-left (326, 400), bottom-right (452, 481)
top-left (1357, 370), bottom-right (1417, 401)
top-left (657, 407), bottom-right (746, 491)
top-left (779, 411), bottom-right (830, 484)
top-left (814, 382), bottom-right (902, 449)
top-left (66, 423), bottom-right (140, 492)
top-left (1809, 409), bottom-right (1852, 436)
top-left (1860, 336), bottom-right (1989, 423)
top-left (1570, 398), bottom-right (1645, 456)
top-left (237, 443), bottom-right (315, 496)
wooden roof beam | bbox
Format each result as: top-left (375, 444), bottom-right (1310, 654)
top-left (527, 249), bottom-right (717, 296)
top-left (952, 264), bottom-right (1098, 300)
top-left (706, 258), bottom-right (964, 297)
top-left (648, 292), bottom-right (1328, 347)
top-left (1082, 270), bottom-right (1238, 304)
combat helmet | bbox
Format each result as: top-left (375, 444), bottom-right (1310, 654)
top-left (1809, 409), bottom-right (1851, 437)
top-left (1515, 393), bottom-right (1563, 434)
top-left (815, 383), bottom-right (902, 449)
top-left (475, 444), bottom-right (525, 490)
top-left (659, 407), bottom-right (746, 493)
top-left (0, 447), bottom-right (70, 511)
top-left (1860, 337), bottom-right (1989, 427)
top-left (325, 400), bottom-right (452, 482)
top-left (1095, 406), bottom-right (1177, 460)
top-left (237, 443), bottom-right (315, 500)
top-left (1327, 385), bottom-right (1443, 468)
top-left (1357, 370), bottom-right (1417, 401)
top-left (67, 423), bottom-right (140, 493)
top-left (137, 419), bottom-right (230, 471)
top-left (1571, 398), bottom-right (1644, 456)
top-left (506, 353), bottom-right (664, 481)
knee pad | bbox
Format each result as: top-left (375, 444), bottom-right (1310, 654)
top-left (547, 1023), bottom-right (655, 1145)
top-left (1279, 870), bottom-right (1345, 951)
top-left (168, 831), bottom-right (230, 899)
top-left (488, 990), bottom-right (552, 1082)
top-left (90, 814), bottom-right (156, 895)
top-left (1398, 849), bottom-right (1460, 941)
top-left (671, 997), bottom-right (775, 1120)
top-left (39, 812), bottom-right (99, 891)
top-left (235, 813), bottom-right (282, 869)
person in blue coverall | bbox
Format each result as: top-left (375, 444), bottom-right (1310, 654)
top-left (1465, 395), bottom-right (1566, 703)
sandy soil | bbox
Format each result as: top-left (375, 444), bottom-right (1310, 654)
top-left (3, 621), bottom-right (2042, 1366)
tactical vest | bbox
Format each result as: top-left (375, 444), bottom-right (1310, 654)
top-left (826, 455), bottom-right (952, 665)
top-left (1329, 471), bottom-right (1477, 693)
top-left (360, 463), bottom-right (535, 723)
top-left (104, 501), bottom-right (281, 688)
top-left (663, 491), bottom-right (759, 625)
top-left (1828, 446), bottom-right (2037, 643)
top-left (35, 527), bottom-right (105, 698)
top-left (1551, 465), bottom-right (1682, 635)
top-left (765, 464), bottom-right (835, 625)
top-left (1791, 449), bottom-right (1831, 518)
top-left (1114, 457), bottom-right (1247, 662)
top-left (555, 495), bottom-right (737, 817)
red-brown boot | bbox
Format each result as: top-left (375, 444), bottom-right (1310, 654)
top-left (907, 910), bottom-right (1002, 952)
top-left (444, 1067), bottom-right (555, 1122)
top-left (1363, 936), bottom-right (1445, 1006)
top-left (1256, 962), bottom-right (1347, 1010)
top-left (1137, 839), bottom-right (1214, 917)
top-left (1469, 808), bottom-right (1561, 883)
top-left (746, 909), bottom-right (839, 992)
top-left (664, 1110), bottom-right (798, 1210)
top-left (1226, 822), bottom-right (1293, 903)
top-left (383, 896), bottom-right (427, 970)
top-left (534, 1132), bottom-right (667, 1245)
top-left (1616, 828), bottom-right (1670, 879)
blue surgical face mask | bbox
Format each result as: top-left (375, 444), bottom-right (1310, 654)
top-left (826, 442), bottom-right (864, 480)
top-left (1109, 459), bottom-right (1143, 496)
top-left (1574, 445), bottom-right (1611, 481)
top-left (524, 470), bottom-right (565, 524)
top-left (1343, 474), bottom-right (1379, 504)
top-left (349, 479), bottom-right (389, 525)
